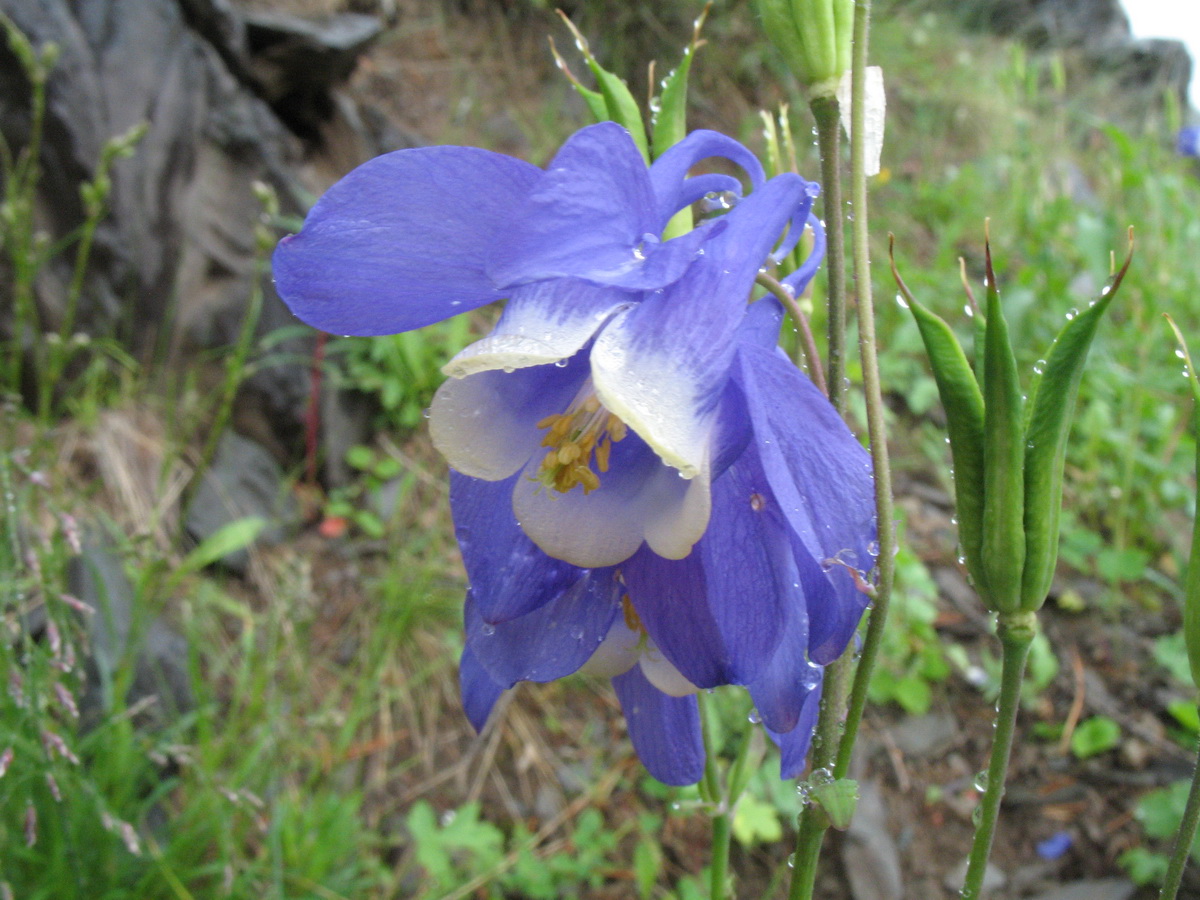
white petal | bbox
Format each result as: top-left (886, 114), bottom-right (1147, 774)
top-left (639, 646), bottom-right (699, 697)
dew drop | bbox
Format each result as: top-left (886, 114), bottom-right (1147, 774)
top-left (1032, 359), bottom-right (1046, 375)
top-left (481, 623), bottom-right (496, 636)
top-left (748, 709), bottom-right (762, 724)
top-left (554, 359), bottom-right (568, 368)
top-left (1065, 308), bottom-right (1079, 321)
top-left (972, 771), bottom-right (989, 792)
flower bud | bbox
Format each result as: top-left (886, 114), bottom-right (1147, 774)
top-left (755, 0), bottom-right (853, 97)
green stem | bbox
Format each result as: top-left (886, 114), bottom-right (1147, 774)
top-left (835, 0), bottom-right (893, 782)
top-left (809, 95), bottom-right (846, 414)
top-left (787, 5), bottom-right (886, 898)
top-left (1160, 727), bottom-right (1200, 899)
top-left (699, 693), bottom-right (732, 900)
top-left (961, 616), bottom-right (1034, 900)
top-left (787, 649), bottom-right (851, 900)
top-left (710, 810), bottom-right (732, 900)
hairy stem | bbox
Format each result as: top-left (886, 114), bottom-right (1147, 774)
top-left (961, 617), bottom-right (1034, 900)
top-left (1159, 729), bottom-right (1200, 899)
top-left (835, 0), bottom-right (894, 782)
top-left (810, 95), bottom-right (846, 414)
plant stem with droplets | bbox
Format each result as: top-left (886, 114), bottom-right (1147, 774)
top-left (960, 616), bottom-right (1034, 900)
top-left (699, 692), bottom-right (732, 900)
top-left (835, 0), bottom-right (895, 786)
top-left (809, 95), bottom-right (847, 415)
top-left (1159, 730), bottom-right (1200, 899)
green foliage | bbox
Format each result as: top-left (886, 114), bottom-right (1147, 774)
top-left (323, 443), bottom-right (410, 538)
top-left (334, 313), bottom-right (473, 433)
top-left (1120, 779), bottom-right (1200, 886)
top-left (1069, 715), bottom-right (1121, 759)
top-left (868, 522), bottom-right (949, 715)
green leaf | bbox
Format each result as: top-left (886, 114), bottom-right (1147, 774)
top-left (1021, 233), bottom-right (1133, 609)
top-left (893, 674), bottom-right (932, 715)
top-left (1119, 847), bottom-right (1169, 886)
top-left (556, 13), bottom-right (649, 162)
top-left (548, 37), bottom-right (608, 122)
top-left (810, 777), bottom-right (859, 831)
top-left (1167, 700), bottom-right (1200, 734)
top-left (980, 237), bottom-right (1026, 613)
top-left (651, 12), bottom-right (706, 238)
top-left (651, 7), bottom-right (704, 161)
top-left (173, 516), bottom-right (266, 583)
top-left (732, 793), bottom-right (783, 846)
top-left (1166, 314), bottom-right (1200, 693)
top-left (891, 241), bottom-right (987, 594)
top-left (1070, 715), bottom-right (1121, 759)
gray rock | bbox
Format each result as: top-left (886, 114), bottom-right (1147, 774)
top-left (1024, 878), bottom-right (1137, 900)
top-left (945, 856), bottom-right (1006, 894)
top-left (67, 539), bottom-right (193, 729)
top-left (888, 711), bottom-right (960, 759)
top-left (184, 431), bottom-right (297, 573)
top-left (841, 781), bottom-right (903, 900)
top-left (0, 0), bottom-right (389, 447)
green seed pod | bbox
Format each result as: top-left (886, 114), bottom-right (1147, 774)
top-left (755, 0), bottom-right (853, 97)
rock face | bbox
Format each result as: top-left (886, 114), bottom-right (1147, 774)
top-left (950, 0), bottom-right (1193, 108)
top-left (0, 0), bottom-right (389, 450)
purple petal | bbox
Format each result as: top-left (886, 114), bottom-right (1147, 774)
top-left (781, 213), bottom-right (827, 295)
top-left (464, 573), bottom-right (620, 686)
top-left (745, 549), bottom-right (819, 734)
top-left (623, 445), bottom-right (791, 689)
top-left (430, 353), bottom-right (589, 481)
top-left (733, 344), bottom-right (876, 664)
top-left (648, 130), bottom-right (766, 227)
top-left (512, 427), bottom-right (711, 567)
top-left (487, 123), bottom-right (708, 291)
top-left (612, 665), bottom-right (705, 786)
top-left (591, 174), bottom-right (810, 478)
top-left (450, 472), bottom-right (584, 623)
top-left (460, 644), bottom-right (506, 733)
top-left (773, 677), bottom-right (823, 779)
top-left (442, 279), bottom-right (634, 377)
top-left (274, 147), bottom-right (539, 335)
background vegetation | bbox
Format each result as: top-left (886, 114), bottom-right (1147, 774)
top-left (3, 0), bottom-right (1199, 896)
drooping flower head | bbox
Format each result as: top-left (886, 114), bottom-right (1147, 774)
top-left (274, 122), bottom-right (876, 785)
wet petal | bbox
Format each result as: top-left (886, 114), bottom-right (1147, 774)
top-left (512, 428), bottom-right (711, 567)
top-left (648, 130), bottom-right (766, 227)
top-left (612, 665), bottom-right (705, 786)
top-left (464, 573), bottom-right (620, 686)
top-left (780, 213), bottom-right (826, 295)
top-left (430, 354), bottom-right (589, 480)
top-left (443, 279), bottom-right (633, 377)
top-left (579, 618), bottom-right (642, 678)
top-left (623, 447), bottom-right (791, 689)
top-left (733, 343), bottom-right (876, 664)
top-left (450, 472), bottom-right (584, 622)
top-left (638, 646), bottom-right (700, 698)
top-left (745, 552), bottom-right (819, 734)
top-left (460, 644), bottom-right (505, 733)
top-left (772, 678), bottom-right (823, 779)
top-left (591, 174), bottom-right (810, 477)
top-left (487, 123), bottom-right (710, 291)
top-left (274, 147), bottom-right (539, 335)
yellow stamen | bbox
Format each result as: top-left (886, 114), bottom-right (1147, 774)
top-left (622, 594), bottom-right (644, 634)
top-left (534, 381), bottom-right (629, 494)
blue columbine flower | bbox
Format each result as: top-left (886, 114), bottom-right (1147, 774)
top-left (274, 122), bottom-right (876, 786)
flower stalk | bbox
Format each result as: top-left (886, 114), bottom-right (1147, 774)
top-left (960, 614), bottom-right (1035, 899)
top-left (809, 96), bottom-right (846, 413)
top-left (788, 1), bottom-right (890, 896)
top-left (1160, 733), bottom-right (1200, 900)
